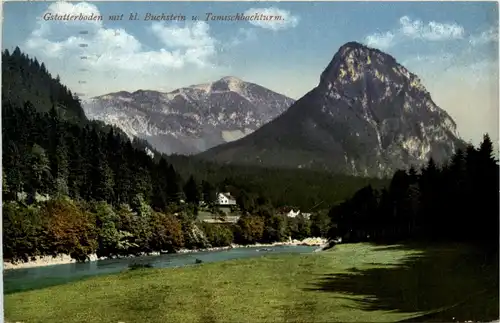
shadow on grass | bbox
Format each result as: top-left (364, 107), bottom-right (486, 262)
top-left (305, 243), bottom-right (499, 322)
top-left (4, 268), bottom-right (139, 295)
top-left (3, 274), bottom-right (98, 295)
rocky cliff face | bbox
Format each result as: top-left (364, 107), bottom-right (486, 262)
top-left (83, 77), bottom-right (294, 155)
top-left (198, 42), bottom-right (464, 177)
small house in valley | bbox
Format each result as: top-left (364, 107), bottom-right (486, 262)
top-left (199, 192), bottom-right (238, 223)
top-left (287, 209), bottom-right (301, 218)
top-left (217, 192), bottom-right (236, 206)
top-left (284, 209), bottom-right (311, 220)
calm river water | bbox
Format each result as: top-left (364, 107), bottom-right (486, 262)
top-left (4, 245), bottom-right (316, 294)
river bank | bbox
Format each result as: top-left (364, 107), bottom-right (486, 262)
top-left (3, 237), bottom-right (328, 271)
top-left (7, 243), bottom-right (497, 323)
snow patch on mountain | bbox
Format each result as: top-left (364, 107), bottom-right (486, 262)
top-left (83, 77), bottom-right (295, 155)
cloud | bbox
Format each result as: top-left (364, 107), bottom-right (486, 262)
top-left (399, 16), bottom-right (464, 41)
top-left (365, 31), bottom-right (395, 49)
top-left (243, 7), bottom-right (299, 31)
top-left (365, 16), bottom-right (465, 49)
top-left (469, 26), bottom-right (499, 46)
top-left (150, 21), bottom-right (217, 67)
top-left (25, 1), bottom-right (218, 74)
top-left (44, 1), bottom-right (100, 16)
top-left (150, 21), bottom-right (214, 49)
top-left (21, 1), bottom-right (242, 97)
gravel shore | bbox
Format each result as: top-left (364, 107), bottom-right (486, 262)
top-left (3, 237), bottom-right (328, 271)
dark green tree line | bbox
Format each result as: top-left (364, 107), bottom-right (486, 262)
top-left (328, 134), bottom-right (499, 251)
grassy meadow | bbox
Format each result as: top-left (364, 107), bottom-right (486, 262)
top-left (5, 243), bottom-right (498, 323)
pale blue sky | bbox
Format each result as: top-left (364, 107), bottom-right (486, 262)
top-left (2, 1), bottom-right (499, 144)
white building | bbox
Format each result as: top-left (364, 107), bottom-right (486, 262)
top-left (217, 192), bottom-right (236, 206)
top-left (301, 213), bottom-right (312, 220)
top-left (286, 210), bottom-right (311, 220)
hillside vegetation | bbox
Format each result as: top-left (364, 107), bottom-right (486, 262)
top-left (2, 48), bottom-right (383, 263)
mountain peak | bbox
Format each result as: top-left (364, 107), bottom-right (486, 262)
top-left (218, 76), bottom-right (243, 83)
top-left (211, 76), bottom-right (246, 92)
top-left (186, 76), bottom-right (248, 93)
top-left (319, 41), bottom-right (410, 90)
top-left (338, 41), bottom-right (369, 51)
top-left (215, 76), bottom-right (245, 88)
top-left (132, 89), bottom-right (149, 95)
top-left (336, 41), bottom-right (393, 59)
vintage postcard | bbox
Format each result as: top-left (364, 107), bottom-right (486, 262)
top-left (2, 1), bottom-right (499, 322)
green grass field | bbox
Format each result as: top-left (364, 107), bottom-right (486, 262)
top-left (5, 243), bottom-right (498, 323)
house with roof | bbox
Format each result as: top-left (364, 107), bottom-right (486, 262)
top-left (285, 209), bottom-right (311, 220)
top-left (287, 209), bottom-right (301, 218)
top-left (217, 192), bottom-right (236, 206)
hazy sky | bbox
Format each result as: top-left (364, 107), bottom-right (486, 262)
top-left (3, 1), bottom-right (498, 145)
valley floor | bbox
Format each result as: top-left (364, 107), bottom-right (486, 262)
top-left (5, 243), bottom-right (499, 323)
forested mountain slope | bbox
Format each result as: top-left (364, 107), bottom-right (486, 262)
top-left (2, 47), bottom-right (87, 124)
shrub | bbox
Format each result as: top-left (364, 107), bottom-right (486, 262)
top-left (41, 198), bottom-right (98, 261)
top-left (234, 215), bottom-right (265, 245)
top-left (287, 215), bottom-right (311, 240)
top-left (202, 223), bottom-right (234, 247)
top-left (149, 212), bottom-right (184, 252)
top-left (3, 201), bottom-right (49, 262)
top-left (92, 201), bottom-right (121, 258)
top-left (262, 214), bottom-right (288, 243)
top-left (116, 204), bottom-right (150, 255)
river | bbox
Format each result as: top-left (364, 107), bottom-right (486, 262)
top-left (4, 245), bottom-right (316, 294)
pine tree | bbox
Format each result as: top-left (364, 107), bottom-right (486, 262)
top-left (236, 190), bottom-right (255, 214)
top-left (418, 157), bottom-right (440, 238)
top-left (26, 144), bottom-right (52, 202)
top-left (479, 134), bottom-right (497, 168)
top-left (201, 180), bottom-right (217, 205)
top-left (88, 129), bottom-right (114, 202)
top-left (114, 162), bottom-right (132, 205)
top-left (477, 134), bottom-right (499, 247)
top-left (3, 141), bottom-right (24, 200)
top-left (166, 164), bottom-right (181, 203)
top-left (151, 158), bottom-right (169, 210)
top-left (53, 133), bottom-right (70, 196)
top-left (408, 166), bottom-right (418, 184)
top-left (67, 132), bottom-right (85, 198)
top-left (94, 158), bottom-right (115, 203)
top-left (183, 175), bottom-right (200, 205)
top-left (446, 149), bottom-right (467, 239)
top-left (132, 166), bottom-right (152, 204)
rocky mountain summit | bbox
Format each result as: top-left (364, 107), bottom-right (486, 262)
top-left (83, 76), bottom-right (295, 155)
top-left (198, 42), bottom-right (465, 177)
